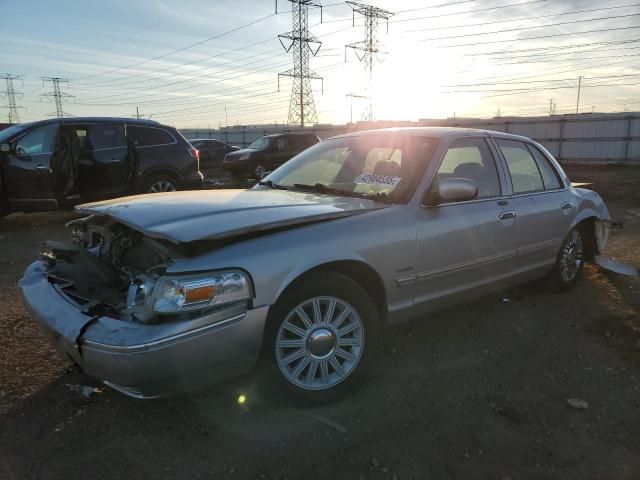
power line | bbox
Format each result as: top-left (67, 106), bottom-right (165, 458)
top-left (415, 13), bottom-right (640, 43)
top-left (0, 74), bottom-right (25, 124)
top-left (73, 12), bottom-right (280, 82)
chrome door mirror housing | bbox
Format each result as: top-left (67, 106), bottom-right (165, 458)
top-left (424, 177), bottom-right (478, 206)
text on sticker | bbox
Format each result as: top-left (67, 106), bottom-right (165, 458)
top-left (355, 173), bottom-right (402, 188)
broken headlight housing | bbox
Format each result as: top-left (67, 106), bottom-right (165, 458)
top-left (149, 270), bottom-right (252, 315)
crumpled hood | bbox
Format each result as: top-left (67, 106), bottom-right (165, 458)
top-left (76, 189), bottom-right (385, 244)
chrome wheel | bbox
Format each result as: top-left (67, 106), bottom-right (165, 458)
top-left (559, 228), bottom-right (584, 282)
top-left (275, 296), bottom-right (365, 391)
top-left (254, 164), bottom-right (266, 179)
top-left (148, 180), bottom-right (177, 193)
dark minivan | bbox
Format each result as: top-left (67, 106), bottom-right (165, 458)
top-left (222, 132), bottom-right (320, 180)
top-left (0, 117), bottom-right (202, 214)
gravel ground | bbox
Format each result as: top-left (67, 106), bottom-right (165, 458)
top-left (1, 165), bottom-right (639, 480)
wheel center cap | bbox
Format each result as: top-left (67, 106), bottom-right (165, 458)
top-left (307, 328), bottom-right (336, 359)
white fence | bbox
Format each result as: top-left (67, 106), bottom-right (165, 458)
top-left (180, 112), bottom-right (640, 164)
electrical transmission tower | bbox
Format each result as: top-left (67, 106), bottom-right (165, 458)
top-left (0, 74), bottom-right (25, 124)
top-left (277, 0), bottom-right (323, 127)
top-left (345, 1), bottom-right (394, 122)
top-left (41, 77), bottom-right (74, 118)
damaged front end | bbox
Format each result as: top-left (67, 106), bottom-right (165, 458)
top-left (20, 216), bottom-right (268, 398)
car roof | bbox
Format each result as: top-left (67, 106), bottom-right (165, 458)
top-left (190, 138), bottom-right (224, 142)
top-left (331, 126), bottom-right (533, 143)
top-left (15, 117), bottom-right (164, 127)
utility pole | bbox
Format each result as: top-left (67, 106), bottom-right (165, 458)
top-left (225, 106), bottom-right (228, 126)
top-left (41, 77), bottom-right (73, 118)
top-left (549, 98), bottom-right (554, 116)
top-left (345, 1), bottom-right (394, 123)
top-left (0, 73), bottom-right (25, 124)
top-left (277, 0), bottom-right (323, 128)
top-left (136, 106), bottom-right (141, 119)
top-left (575, 75), bottom-right (582, 115)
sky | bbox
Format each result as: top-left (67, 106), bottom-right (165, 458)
top-left (0, 0), bottom-right (638, 127)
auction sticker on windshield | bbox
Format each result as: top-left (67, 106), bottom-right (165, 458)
top-left (355, 173), bottom-right (401, 188)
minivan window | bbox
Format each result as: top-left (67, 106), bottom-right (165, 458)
top-left (496, 138), bottom-right (545, 194)
top-left (87, 124), bottom-right (125, 150)
top-left (128, 126), bottom-right (174, 147)
top-left (527, 144), bottom-right (562, 190)
top-left (14, 123), bottom-right (58, 155)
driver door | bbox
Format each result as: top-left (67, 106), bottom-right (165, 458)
top-left (3, 122), bottom-right (61, 211)
top-left (413, 136), bottom-right (518, 312)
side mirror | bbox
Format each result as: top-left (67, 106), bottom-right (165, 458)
top-left (0, 143), bottom-right (11, 153)
top-left (425, 178), bottom-right (478, 206)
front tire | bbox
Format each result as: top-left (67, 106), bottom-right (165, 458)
top-left (550, 225), bottom-right (585, 292)
top-left (265, 271), bottom-right (380, 403)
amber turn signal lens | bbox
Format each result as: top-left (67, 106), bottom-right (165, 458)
top-left (184, 284), bottom-right (215, 304)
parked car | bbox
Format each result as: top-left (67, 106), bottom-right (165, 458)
top-left (222, 132), bottom-right (320, 180)
top-left (0, 117), bottom-right (202, 214)
top-left (20, 127), bottom-right (610, 401)
top-left (189, 138), bottom-right (239, 171)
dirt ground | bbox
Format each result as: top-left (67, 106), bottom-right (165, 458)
top-left (1, 165), bottom-right (639, 480)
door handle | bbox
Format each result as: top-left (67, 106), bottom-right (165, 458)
top-left (36, 165), bottom-right (52, 173)
top-left (561, 202), bottom-right (573, 210)
top-left (497, 200), bottom-right (509, 206)
top-left (107, 158), bottom-right (121, 164)
top-left (499, 210), bottom-right (517, 220)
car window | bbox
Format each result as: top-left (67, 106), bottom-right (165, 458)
top-left (265, 135), bottom-right (437, 203)
top-left (14, 123), bottom-right (58, 155)
top-left (86, 124), bottom-right (125, 150)
top-left (247, 136), bottom-right (271, 149)
top-left (435, 137), bottom-right (501, 199)
top-left (275, 137), bottom-right (288, 151)
top-left (127, 126), bottom-right (174, 147)
top-left (496, 139), bottom-right (544, 194)
top-left (527, 144), bottom-right (562, 190)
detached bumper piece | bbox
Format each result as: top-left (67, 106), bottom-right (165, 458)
top-left (19, 261), bottom-right (269, 398)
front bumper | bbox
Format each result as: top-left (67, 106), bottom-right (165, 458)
top-left (19, 261), bottom-right (269, 398)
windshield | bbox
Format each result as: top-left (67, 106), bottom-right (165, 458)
top-left (0, 123), bottom-right (31, 143)
top-left (260, 134), bottom-right (437, 203)
top-left (247, 136), bottom-right (272, 150)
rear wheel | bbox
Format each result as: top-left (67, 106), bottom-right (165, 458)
top-left (550, 226), bottom-right (585, 292)
top-left (265, 272), bottom-right (380, 403)
top-left (141, 174), bottom-right (179, 194)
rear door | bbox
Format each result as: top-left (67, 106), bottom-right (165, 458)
top-left (3, 122), bottom-right (60, 211)
top-left (493, 138), bottom-right (574, 271)
top-left (414, 136), bottom-right (518, 310)
top-left (78, 123), bottom-right (129, 200)
top-left (266, 136), bottom-right (291, 170)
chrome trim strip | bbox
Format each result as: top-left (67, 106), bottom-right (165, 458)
top-left (518, 238), bottom-right (561, 254)
top-left (395, 275), bottom-right (416, 288)
top-left (416, 249), bottom-right (517, 282)
top-left (81, 313), bottom-right (246, 353)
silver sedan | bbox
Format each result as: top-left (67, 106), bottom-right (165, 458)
top-left (20, 127), bottom-right (610, 400)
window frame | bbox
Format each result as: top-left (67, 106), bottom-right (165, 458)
top-left (125, 124), bottom-right (177, 148)
top-left (12, 122), bottom-right (59, 156)
top-left (493, 137), bottom-right (548, 196)
top-left (422, 135), bottom-right (509, 208)
top-left (524, 142), bottom-right (565, 191)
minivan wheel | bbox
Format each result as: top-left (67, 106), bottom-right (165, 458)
top-left (254, 164), bottom-right (266, 180)
top-left (142, 174), bottom-right (179, 194)
top-left (550, 226), bottom-right (585, 292)
top-left (266, 271), bottom-right (380, 403)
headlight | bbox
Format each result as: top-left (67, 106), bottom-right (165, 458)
top-left (238, 153), bottom-right (250, 161)
top-left (149, 270), bottom-right (251, 315)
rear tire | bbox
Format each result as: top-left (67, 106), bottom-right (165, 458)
top-left (264, 271), bottom-right (380, 404)
top-left (549, 225), bottom-right (586, 292)
top-left (141, 173), bottom-right (180, 194)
